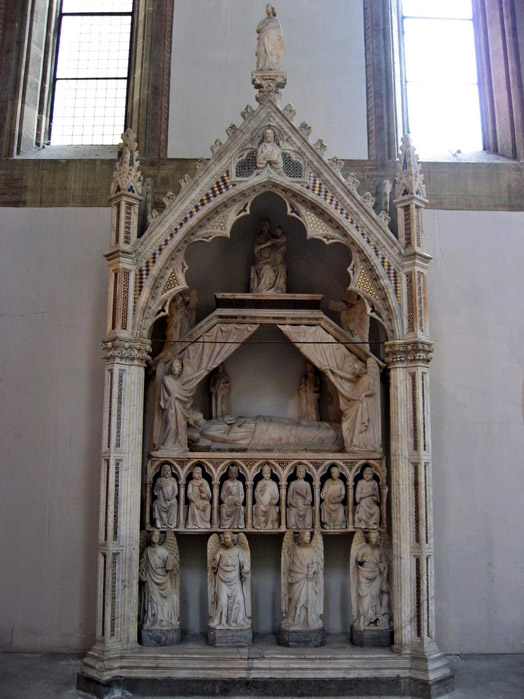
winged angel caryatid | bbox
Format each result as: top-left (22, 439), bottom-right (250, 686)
top-left (350, 530), bottom-right (391, 630)
top-left (139, 529), bottom-right (180, 630)
top-left (281, 530), bottom-right (324, 631)
top-left (207, 532), bottom-right (251, 630)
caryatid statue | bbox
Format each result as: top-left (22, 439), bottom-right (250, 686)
top-left (139, 529), bottom-right (180, 645)
top-left (256, 4), bottom-right (284, 71)
top-left (350, 530), bottom-right (391, 632)
top-left (207, 532), bottom-right (251, 642)
top-left (253, 464), bottom-right (279, 530)
top-left (287, 463), bottom-right (313, 529)
top-left (280, 530), bottom-right (324, 644)
top-left (152, 463), bottom-right (178, 529)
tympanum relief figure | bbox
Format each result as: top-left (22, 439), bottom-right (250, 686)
top-left (320, 465), bottom-right (346, 529)
top-left (256, 4), bottom-right (284, 71)
top-left (287, 463), bottom-right (313, 529)
top-left (298, 361), bottom-right (320, 422)
top-left (250, 218), bottom-right (287, 293)
top-left (350, 530), bottom-right (391, 631)
top-left (256, 128), bottom-right (283, 173)
top-left (210, 363), bottom-right (231, 419)
top-left (280, 530), bottom-right (324, 631)
top-left (354, 466), bottom-right (380, 529)
top-left (139, 529), bottom-right (179, 632)
top-left (220, 464), bottom-right (245, 529)
top-left (152, 464), bottom-right (178, 529)
top-left (186, 465), bottom-right (212, 529)
top-left (253, 464), bottom-right (279, 530)
top-left (208, 532), bottom-right (251, 630)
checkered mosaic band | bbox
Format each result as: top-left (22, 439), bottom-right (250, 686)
top-left (135, 173), bottom-right (234, 303)
top-left (306, 173), bottom-right (401, 301)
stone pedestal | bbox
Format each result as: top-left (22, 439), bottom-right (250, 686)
top-left (278, 626), bottom-right (325, 647)
top-left (350, 624), bottom-right (393, 648)
top-left (208, 627), bottom-right (252, 647)
top-left (139, 626), bottom-right (181, 646)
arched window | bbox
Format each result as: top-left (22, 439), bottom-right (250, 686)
top-left (50, 0), bottom-right (133, 145)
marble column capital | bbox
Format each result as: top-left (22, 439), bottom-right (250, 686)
top-left (102, 337), bottom-right (151, 365)
top-left (384, 340), bottom-right (433, 367)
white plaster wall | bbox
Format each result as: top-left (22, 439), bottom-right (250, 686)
top-left (0, 208), bottom-right (108, 652)
top-left (426, 209), bottom-right (524, 654)
top-left (169, 0), bottom-right (367, 159)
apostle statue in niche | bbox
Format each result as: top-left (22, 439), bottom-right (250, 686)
top-left (280, 530), bottom-right (324, 631)
top-left (165, 289), bottom-right (198, 344)
top-left (208, 532), bottom-right (251, 630)
top-left (320, 465), bottom-right (346, 529)
top-left (186, 465), bottom-right (212, 529)
top-left (157, 358), bottom-right (193, 451)
top-left (354, 466), bottom-right (380, 529)
top-left (250, 218), bottom-right (287, 293)
top-left (298, 361), bottom-right (320, 422)
top-left (139, 529), bottom-right (179, 632)
top-left (152, 464), bottom-right (178, 529)
top-left (255, 4), bottom-right (284, 71)
top-left (350, 530), bottom-right (391, 630)
top-left (256, 128), bottom-right (283, 174)
top-left (253, 464), bottom-right (280, 530)
top-left (287, 463), bottom-right (313, 529)
top-left (325, 357), bottom-right (381, 452)
top-left (219, 464), bottom-right (245, 529)
top-left (210, 363), bottom-right (231, 419)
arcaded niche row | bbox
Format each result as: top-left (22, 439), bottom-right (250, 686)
top-left (145, 457), bottom-right (387, 533)
top-left (139, 529), bottom-right (393, 648)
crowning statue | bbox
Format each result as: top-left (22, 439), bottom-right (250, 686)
top-left (253, 464), bottom-right (279, 530)
top-left (354, 466), bottom-right (380, 529)
top-left (298, 361), bottom-right (320, 422)
top-left (139, 529), bottom-right (180, 645)
top-left (219, 464), bottom-right (245, 529)
top-left (186, 465), bottom-right (212, 529)
top-left (208, 532), bottom-right (252, 645)
top-left (152, 464), bottom-right (178, 529)
top-left (210, 363), bottom-right (231, 419)
top-left (287, 463), bottom-right (313, 529)
top-left (250, 218), bottom-right (287, 293)
top-left (350, 531), bottom-right (391, 638)
top-left (320, 465), bottom-right (346, 529)
top-left (280, 530), bottom-right (324, 646)
top-left (256, 4), bottom-right (284, 71)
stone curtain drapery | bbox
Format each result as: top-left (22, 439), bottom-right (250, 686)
top-left (277, 325), bottom-right (381, 452)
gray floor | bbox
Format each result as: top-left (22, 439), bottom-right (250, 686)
top-left (0, 652), bottom-right (522, 699)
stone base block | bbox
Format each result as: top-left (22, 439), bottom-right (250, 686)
top-left (278, 625), bottom-right (326, 647)
top-left (350, 623), bottom-right (393, 647)
top-left (139, 626), bottom-right (181, 646)
top-left (207, 626), bottom-right (252, 647)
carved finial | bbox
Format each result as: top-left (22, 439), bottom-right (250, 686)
top-left (395, 134), bottom-right (427, 200)
top-left (346, 173), bottom-right (360, 190)
top-left (111, 128), bottom-right (142, 196)
top-left (252, 4), bottom-right (286, 103)
top-left (179, 173), bottom-right (191, 189)
top-left (163, 191), bottom-right (176, 207)
top-left (328, 156), bottom-right (344, 174)
top-left (282, 103), bottom-right (296, 120)
top-left (299, 122), bottom-right (312, 139)
top-left (226, 123), bottom-right (238, 137)
top-left (210, 138), bottom-right (223, 155)
top-left (378, 210), bottom-right (391, 226)
top-left (361, 192), bottom-right (375, 209)
top-left (313, 138), bottom-right (327, 155)
top-left (147, 209), bottom-right (160, 225)
top-left (241, 105), bottom-right (254, 121)
top-left (195, 157), bottom-right (208, 171)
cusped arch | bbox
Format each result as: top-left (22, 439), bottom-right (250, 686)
top-left (133, 176), bottom-right (404, 341)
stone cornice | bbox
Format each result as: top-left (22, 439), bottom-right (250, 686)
top-left (384, 340), bottom-right (434, 366)
top-left (102, 338), bottom-right (151, 365)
